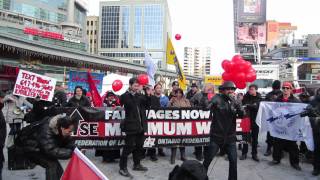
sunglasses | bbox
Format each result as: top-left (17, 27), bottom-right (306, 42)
top-left (224, 88), bottom-right (235, 91)
top-left (282, 87), bottom-right (291, 90)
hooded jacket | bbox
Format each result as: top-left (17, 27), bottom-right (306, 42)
top-left (17, 114), bottom-right (74, 160)
top-left (2, 94), bottom-right (33, 123)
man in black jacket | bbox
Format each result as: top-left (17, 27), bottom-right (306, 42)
top-left (270, 82), bottom-right (301, 171)
top-left (240, 84), bottom-right (262, 162)
top-left (17, 114), bottom-right (76, 180)
top-left (119, 78), bottom-right (149, 177)
top-left (264, 80), bottom-right (282, 156)
top-left (203, 81), bottom-right (244, 180)
top-left (66, 86), bottom-right (91, 107)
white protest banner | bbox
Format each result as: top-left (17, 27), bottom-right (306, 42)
top-left (256, 101), bottom-right (314, 151)
top-left (13, 69), bottom-right (57, 101)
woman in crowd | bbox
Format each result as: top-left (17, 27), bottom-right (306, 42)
top-left (169, 88), bottom-right (191, 164)
top-left (66, 86), bottom-right (91, 107)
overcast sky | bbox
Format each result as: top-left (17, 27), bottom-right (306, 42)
top-left (88, 0), bottom-right (320, 75)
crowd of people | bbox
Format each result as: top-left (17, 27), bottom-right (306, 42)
top-left (0, 78), bottom-right (319, 180)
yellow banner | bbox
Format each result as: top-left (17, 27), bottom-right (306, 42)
top-left (204, 76), bottom-right (223, 86)
top-left (166, 37), bottom-right (175, 65)
top-left (166, 37), bottom-right (187, 90)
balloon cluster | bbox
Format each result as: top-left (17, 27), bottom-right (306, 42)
top-left (221, 55), bottom-right (256, 89)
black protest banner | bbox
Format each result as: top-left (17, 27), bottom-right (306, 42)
top-left (60, 107), bottom-right (248, 149)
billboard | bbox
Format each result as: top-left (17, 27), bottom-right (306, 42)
top-left (237, 23), bottom-right (266, 44)
top-left (308, 34), bottom-right (320, 58)
top-left (237, 0), bottom-right (266, 23)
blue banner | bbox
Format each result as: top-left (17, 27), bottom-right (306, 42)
top-left (68, 71), bottom-right (104, 93)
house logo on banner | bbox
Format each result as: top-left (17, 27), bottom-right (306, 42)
top-left (13, 69), bottom-right (57, 101)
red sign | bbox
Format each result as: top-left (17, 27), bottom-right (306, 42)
top-left (23, 27), bottom-right (64, 40)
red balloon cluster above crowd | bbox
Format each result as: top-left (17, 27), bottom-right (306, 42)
top-left (221, 55), bottom-right (256, 89)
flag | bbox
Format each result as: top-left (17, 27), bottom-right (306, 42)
top-left (166, 37), bottom-right (187, 90)
top-left (166, 37), bottom-right (175, 65)
top-left (145, 50), bottom-right (158, 86)
top-left (62, 148), bottom-right (109, 180)
top-left (256, 101), bottom-right (314, 151)
top-left (87, 71), bottom-right (103, 107)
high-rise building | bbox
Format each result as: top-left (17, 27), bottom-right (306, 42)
top-left (98, 0), bottom-right (172, 69)
top-left (183, 47), bottom-right (194, 76)
top-left (183, 47), bottom-right (212, 77)
top-left (86, 16), bottom-right (99, 54)
top-left (0, 0), bottom-right (88, 50)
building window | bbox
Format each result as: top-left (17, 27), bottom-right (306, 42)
top-left (87, 30), bottom-right (89, 35)
top-left (91, 21), bottom-right (93, 26)
top-left (87, 21), bottom-right (89, 26)
top-left (121, 6), bottom-right (130, 48)
top-left (95, 30), bottom-right (97, 35)
top-left (101, 6), bottom-right (120, 48)
top-left (144, 5), bottom-right (164, 49)
top-left (133, 6), bottom-right (142, 48)
top-left (91, 30), bottom-right (93, 35)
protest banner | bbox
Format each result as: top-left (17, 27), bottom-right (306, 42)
top-left (13, 69), bottom-right (56, 101)
top-left (52, 107), bottom-right (249, 149)
top-left (256, 101), bottom-right (314, 151)
top-left (68, 71), bottom-right (104, 94)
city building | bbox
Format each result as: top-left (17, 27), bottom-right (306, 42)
top-left (233, 0), bottom-right (267, 64)
top-left (0, 0), bottom-right (88, 51)
top-left (86, 16), bottom-right (99, 54)
top-left (266, 21), bottom-right (297, 52)
top-left (183, 47), bottom-right (212, 77)
top-left (98, 0), bottom-right (172, 69)
top-left (183, 47), bottom-right (194, 76)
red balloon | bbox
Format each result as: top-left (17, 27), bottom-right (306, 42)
top-left (246, 72), bottom-right (257, 82)
top-left (175, 34), bottom-right (181, 40)
top-left (237, 73), bottom-right (246, 82)
top-left (237, 61), bottom-right (248, 72)
top-left (221, 60), bottom-right (230, 70)
top-left (235, 81), bottom-right (247, 89)
top-left (222, 72), bottom-right (232, 81)
top-left (244, 61), bottom-right (252, 69)
top-left (137, 74), bottom-right (149, 85)
top-left (232, 55), bottom-right (243, 63)
top-left (224, 61), bottom-right (236, 73)
top-left (112, 80), bottom-right (123, 92)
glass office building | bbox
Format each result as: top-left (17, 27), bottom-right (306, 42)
top-left (0, 0), bottom-right (86, 29)
top-left (99, 0), bottom-right (172, 69)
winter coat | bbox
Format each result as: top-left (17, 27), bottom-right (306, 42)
top-left (17, 114), bottom-right (74, 160)
top-left (190, 92), bottom-right (210, 109)
top-left (2, 94), bottom-right (33, 123)
top-left (186, 90), bottom-right (198, 100)
top-left (159, 94), bottom-right (169, 108)
top-left (53, 90), bottom-right (67, 107)
top-left (149, 95), bottom-right (161, 109)
top-left (66, 96), bottom-right (91, 108)
top-left (242, 92), bottom-right (262, 123)
top-left (276, 94), bottom-right (300, 103)
top-left (169, 97), bottom-right (191, 108)
top-left (169, 160), bottom-right (208, 180)
top-left (120, 91), bottom-right (150, 134)
top-left (209, 94), bottom-right (244, 145)
top-left (265, 89), bottom-right (282, 101)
